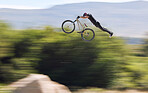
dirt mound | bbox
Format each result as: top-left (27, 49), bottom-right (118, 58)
top-left (9, 74), bottom-right (71, 93)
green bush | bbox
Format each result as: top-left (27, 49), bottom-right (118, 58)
top-left (0, 21), bottom-right (148, 89)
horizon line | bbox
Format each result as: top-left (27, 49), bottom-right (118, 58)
top-left (0, 0), bottom-right (147, 10)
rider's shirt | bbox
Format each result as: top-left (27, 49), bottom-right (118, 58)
top-left (84, 14), bottom-right (98, 26)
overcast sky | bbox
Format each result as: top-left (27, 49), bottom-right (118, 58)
top-left (0, 0), bottom-right (147, 9)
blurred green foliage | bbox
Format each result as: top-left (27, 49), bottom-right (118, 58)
top-left (0, 21), bottom-right (148, 90)
top-left (143, 38), bottom-right (148, 56)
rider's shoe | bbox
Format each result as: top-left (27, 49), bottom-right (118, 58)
top-left (109, 32), bottom-right (113, 38)
top-left (103, 27), bottom-right (113, 38)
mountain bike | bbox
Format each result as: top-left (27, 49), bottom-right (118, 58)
top-left (61, 17), bottom-right (95, 41)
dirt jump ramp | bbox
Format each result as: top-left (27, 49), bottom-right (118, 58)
top-left (8, 74), bottom-right (71, 93)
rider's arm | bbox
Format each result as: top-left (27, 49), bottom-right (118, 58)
top-left (80, 16), bottom-right (89, 19)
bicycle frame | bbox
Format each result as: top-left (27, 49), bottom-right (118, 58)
top-left (61, 18), bottom-right (95, 41)
top-left (74, 19), bottom-right (88, 31)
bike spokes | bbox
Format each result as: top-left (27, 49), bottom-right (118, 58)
top-left (81, 28), bottom-right (95, 41)
top-left (62, 20), bottom-right (75, 33)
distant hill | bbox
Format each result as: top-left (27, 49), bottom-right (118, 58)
top-left (0, 1), bottom-right (148, 37)
top-left (121, 37), bottom-right (145, 45)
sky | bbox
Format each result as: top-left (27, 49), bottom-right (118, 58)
top-left (0, 0), bottom-right (147, 9)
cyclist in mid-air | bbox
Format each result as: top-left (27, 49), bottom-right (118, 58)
top-left (77, 13), bottom-right (113, 37)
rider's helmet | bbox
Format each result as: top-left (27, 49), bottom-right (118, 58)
top-left (83, 13), bottom-right (88, 16)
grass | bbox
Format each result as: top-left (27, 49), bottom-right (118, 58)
top-left (0, 83), bottom-right (12, 93)
top-left (71, 87), bottom-right (148, 93)
top-left (0, 83), bottom-right (8, 88)
top-left (127, 44), bottom-right (145, 56)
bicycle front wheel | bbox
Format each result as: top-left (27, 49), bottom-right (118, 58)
top-left (81, 28), bottom-right (95, 41)
top-left (61, 20), bottom-right (75, 34)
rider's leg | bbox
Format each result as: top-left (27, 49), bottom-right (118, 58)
top-left (95, 22), bottom-right (113, 37)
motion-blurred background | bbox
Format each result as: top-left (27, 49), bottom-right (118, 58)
top-left (0, 0), bottom-right (148, 93)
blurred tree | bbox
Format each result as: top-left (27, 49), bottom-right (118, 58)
top-left (37, 31), bottom-right (128, 88)
top-left (13, 38), bottom-right (31, 58)
top-left (37, 39), bottom-right (98, 86)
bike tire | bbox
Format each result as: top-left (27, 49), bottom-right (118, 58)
top-left (61, 20), bottom-right (75, 34)
top-left (81, 28), bottom-right (95, 41)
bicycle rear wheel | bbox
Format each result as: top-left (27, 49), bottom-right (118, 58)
top-left (81, 28), bottom-right (95, 41)
top-left (61, 20), bottom-right (75, 34)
